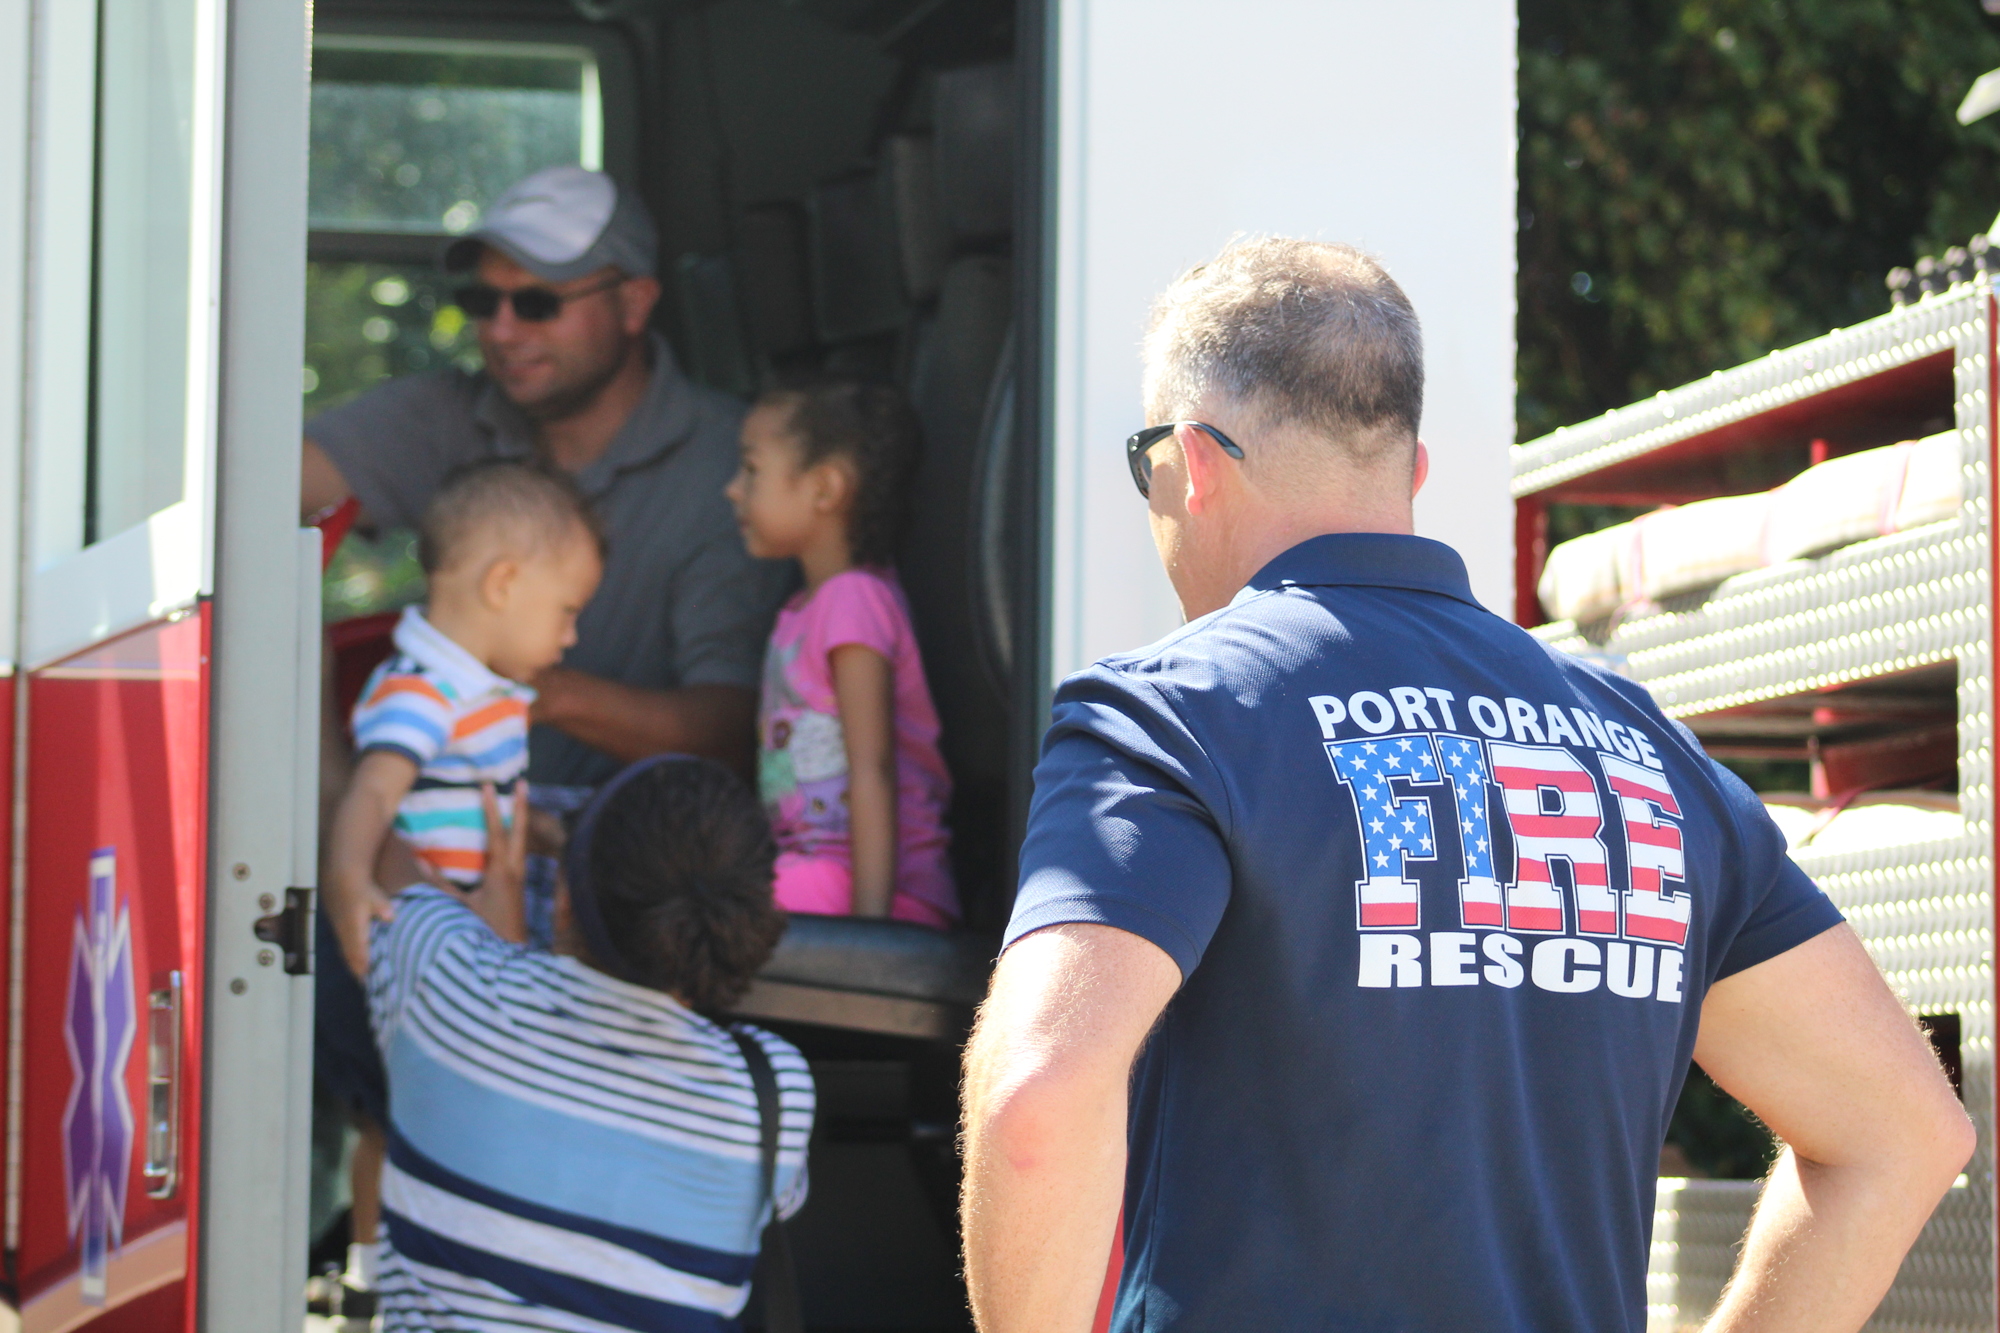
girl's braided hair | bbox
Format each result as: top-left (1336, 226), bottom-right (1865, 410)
top-left (762, 377), bottom-right (923, 568)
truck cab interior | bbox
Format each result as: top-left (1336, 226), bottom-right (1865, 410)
top-left (306, 1), bottom-right (1044, 1326)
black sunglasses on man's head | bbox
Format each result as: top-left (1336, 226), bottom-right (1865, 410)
top-left (1125, 421), bottom-right (1247, 499)
top-left (454, 271), bottom-right (625, 323)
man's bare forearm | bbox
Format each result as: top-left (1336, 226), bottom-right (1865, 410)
top-left (531, 668), bottom-right (756, 775)
top-left (1707, 1145), bottom-right (1965, 1333)
top-left (302, 437), bottom-right (355, 520)
top-left (962, 925), bottom-right (1181, 1333)
top-left (1694, 926), bottom-right (1974, 1333)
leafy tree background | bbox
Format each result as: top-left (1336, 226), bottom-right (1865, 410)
top-left (1519, 0), bottom-right (1993, 1174)
top-left (1519, 0), bottom-right (2000, 443)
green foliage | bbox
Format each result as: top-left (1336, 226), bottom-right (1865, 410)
top-left (1714, 755), bottom-right (1813, 792)
top-left (1520, 0), bottom-right (2000, 441)
top-left (304, 260), bottom-right (480, 417)
top-left (306, 261), bottom-right (463, 620)
top-left (323, 527), bottom-right (425, 624)
top-left (1667, 1064), bottom-right (1778, 1178)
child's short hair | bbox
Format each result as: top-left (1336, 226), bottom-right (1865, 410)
top-left (760, 377), bottom-right (922, 567)
top-left (567, 757), bottom-right (785, 1013)
top-left (418, 458), bottom-right (603, 576)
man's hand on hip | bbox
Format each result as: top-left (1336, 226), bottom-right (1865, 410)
top-left (1698, 923), bottom-right (1974, 1333)
top-left (961, 923), bottom-right (1181, 1333)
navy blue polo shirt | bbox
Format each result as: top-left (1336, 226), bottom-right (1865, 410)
top-left (1007, 533), bottom-right (1842, 1333)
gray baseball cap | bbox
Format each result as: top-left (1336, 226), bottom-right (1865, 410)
top-left (442, 165), bottom-right (657, 282)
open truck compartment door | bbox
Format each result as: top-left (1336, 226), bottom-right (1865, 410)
top-left (1514, 284), bottom-right (1994, 1327)
top-left (5, 0), bottom-right (316, 1327)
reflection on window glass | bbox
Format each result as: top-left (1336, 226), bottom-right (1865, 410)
top-left (324, 527), bottom-right (426, 623)
top-left (307, 36), bottom-right (601, 618)
top-left (304, 262), bottom-right (473, 620)
top-left (309, 38), bottom-right (601, 235)
top-left (304, 262), bottom-right (480, 416)
top-left (89, 0), bottom-right (197, 544)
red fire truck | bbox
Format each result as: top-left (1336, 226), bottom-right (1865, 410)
top-left (0, 1), bottom-right (1512, 1329)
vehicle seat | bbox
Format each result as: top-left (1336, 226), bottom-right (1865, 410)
top-left (933, 60), bottom-right (1014, 249)
top-left (671, 252), bottom-right (757, 398)
top-left (809, 167), bottom-right (913, 344)
top-left (736, 201), bottom-right (817, 364)
top-left (733, 913), bottom-right (998, 1039)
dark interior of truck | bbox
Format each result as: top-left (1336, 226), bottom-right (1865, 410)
top-left (306, 2), bottom-right (1044, 1325)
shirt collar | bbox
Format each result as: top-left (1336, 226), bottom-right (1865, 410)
top-left (391, 605), bottom-right (535, 704)
top-left (1234, 532), bottom-right (1484, 609)
top-left (471, 332), bottom-right (701, 498)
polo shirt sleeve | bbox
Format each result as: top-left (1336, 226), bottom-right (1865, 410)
top-left (351, 665), bottom-right (453, 768)
top-left (1005, 666), bottom-right (1233, 980)
top-left (1709, 759), bottom-right (1845, 980)
top-left (307, 371), bottom-right (489, 531)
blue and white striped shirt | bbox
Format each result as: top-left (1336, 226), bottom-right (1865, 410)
top-left (368, 889), bottom-right (813, 1331)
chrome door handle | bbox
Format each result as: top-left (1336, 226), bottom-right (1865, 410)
top-left (142, 971), bottom-right (182, 1198)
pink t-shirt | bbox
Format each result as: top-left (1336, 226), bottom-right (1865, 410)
top-left (757, 568), bottom-right (958, 923)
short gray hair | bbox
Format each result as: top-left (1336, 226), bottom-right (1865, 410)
top-left (1143, 238), bottom-right (1424, 471)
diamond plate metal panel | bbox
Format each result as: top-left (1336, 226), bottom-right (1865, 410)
top-left (1650, 1180), bottom-right (1757, 1332)
top-left (1514, 286), bottom-right (1981, 498)
top-left (1521, 290), bottom-right (1996, 1330)
top-left (1649, 1182), bottom-right (1991, 1332)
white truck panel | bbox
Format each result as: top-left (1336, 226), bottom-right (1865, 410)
top-left (1050, 0), bottom-right (1518, 678)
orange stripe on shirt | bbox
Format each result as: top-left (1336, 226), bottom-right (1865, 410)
top-left (417, 847), bottom-right (487, 872)
top-left (453, 696), bottom-right (530, 739)
top-left (364, 675), bottom-right (452, 709)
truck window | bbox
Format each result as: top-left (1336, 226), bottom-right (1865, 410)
top-left (305, 34), bottom-right (607, 618)
top-left (88, 0), bottom-right (199, 545)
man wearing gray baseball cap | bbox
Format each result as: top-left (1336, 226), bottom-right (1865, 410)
top-left (303, 165), bottom-right (789, 786)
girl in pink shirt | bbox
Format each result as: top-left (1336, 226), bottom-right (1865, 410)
top-left (724, 379), bottom-right (958, 927)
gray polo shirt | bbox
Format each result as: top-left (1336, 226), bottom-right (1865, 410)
top-left (309, 335), bottom-right (791, 787)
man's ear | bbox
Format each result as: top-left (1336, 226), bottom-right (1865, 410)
top-left (1411, 440), bottom-right (1430, 499)
top-left (619, 276), bottom-right (663, 337)
top-left (1176, 422), bottom-right (1229, 516)
top-left (479, 556), bottom-right (521, 611)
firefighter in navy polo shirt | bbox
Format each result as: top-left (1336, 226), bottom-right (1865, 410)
top-left (960, 238), bottom-right (1973, 1333)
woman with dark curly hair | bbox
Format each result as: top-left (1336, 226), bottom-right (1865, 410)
top-left (723, 377), bottom-right (959, 927)
top-left (362, 756), bottom-right (814, 1332)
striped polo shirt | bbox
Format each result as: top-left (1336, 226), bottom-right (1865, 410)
top-left (369, 888), bottom-right (814, 1332)
top-left (352, 606), bottom-right (535, 886)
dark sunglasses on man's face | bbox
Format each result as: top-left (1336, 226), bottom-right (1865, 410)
top-left (454, 272), bottom-right (625, 323)
top-left (1125, 421), bottom-right (1247, 499)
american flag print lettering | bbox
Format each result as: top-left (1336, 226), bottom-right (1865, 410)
top-left (1599, 753), bottom-right (1692, 946)
top-left (1324, 733), bottom-right (1443, 930)
top-left (1488, 742), bottom-right (1618, 936)
top-left (1439, 735), bottom-right (1504, 928)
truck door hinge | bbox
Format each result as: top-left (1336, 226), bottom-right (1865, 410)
top-left (253, 888), bottom-right (314, 975)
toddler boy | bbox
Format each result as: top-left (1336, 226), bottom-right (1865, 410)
top-left (325, 458), bottom-right (604, 978)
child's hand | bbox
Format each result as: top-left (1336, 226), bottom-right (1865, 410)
top-left (329, 874), bottom-right (395, 980)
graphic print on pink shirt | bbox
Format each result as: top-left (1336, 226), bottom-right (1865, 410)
top-left (758, 567), bottom-right (958, 924)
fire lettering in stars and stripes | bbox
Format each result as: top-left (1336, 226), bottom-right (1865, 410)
top-left (1325, 734), bottom-right (1442, 929)
top-left (1441, 735), bottom-right (1505, 928)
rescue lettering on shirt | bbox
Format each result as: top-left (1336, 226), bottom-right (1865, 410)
top-left (1312, 688), bottom-right (1689, 1002)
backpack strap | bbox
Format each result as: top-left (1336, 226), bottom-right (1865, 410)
top-left (729, 1026), bottom-right (803, 1333)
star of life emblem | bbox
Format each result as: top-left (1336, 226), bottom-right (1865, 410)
top-left (63, 848), bottom-right (136, 1305)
